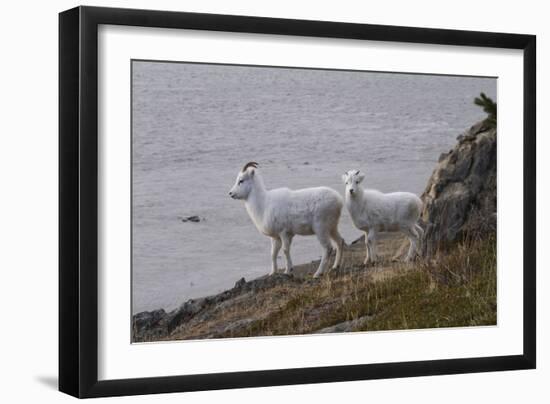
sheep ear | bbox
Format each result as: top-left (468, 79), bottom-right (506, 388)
top-left (357, 173), bottom-right (365, 183)
top-left (341, 174), bottom-right (348, 183)
top-left (249, 168), bottom-right (255, 177)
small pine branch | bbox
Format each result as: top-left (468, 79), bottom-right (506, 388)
top-left (474, 92), bottom-right (497, 129)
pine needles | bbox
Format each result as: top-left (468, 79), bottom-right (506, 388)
top-left (474, 92), bottom-right (497, 128)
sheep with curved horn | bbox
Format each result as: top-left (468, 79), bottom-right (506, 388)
top-left (342, 169), bottom-right (424, 264)
top-left (242, 161), bottom-right (259, 172)
top-left (229, 162), bottom-right (345, 278)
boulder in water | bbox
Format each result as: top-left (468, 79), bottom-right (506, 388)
top-left (181, 215), bottom-right (201, 223)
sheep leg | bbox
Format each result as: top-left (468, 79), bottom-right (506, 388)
top-left (313, 233), bottom-right (332, 278)
top-left (415, 223), bottom-right (424, 239)
top-left (365, 230), bottom-right (378, 265)
top-left (414, 223), bottom-right (424, 256)
top-left (404, 226), bottom-right (419, 262)
top-left (363, 231), bottom-right (370, 265)
top-left (330, 229), bottom-right (344, 270)
top-left (270, 237), bottom-right (282, 275)
top-left (281, 233), bottom-right (294, 274)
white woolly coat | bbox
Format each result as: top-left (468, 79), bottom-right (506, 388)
top-left (246, 186), bottom-right (343, 237)
top-left (345, 189), bottom-right (422, 232)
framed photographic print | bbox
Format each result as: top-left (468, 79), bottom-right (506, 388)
top-left (59, 6), bottom-right (536, 398)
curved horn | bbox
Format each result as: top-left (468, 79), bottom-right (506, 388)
top-left (242, 161), bottom-right (259, 172)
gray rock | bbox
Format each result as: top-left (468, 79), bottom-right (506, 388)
top-left (167, 298), bottom-right (209, 332)
top-left (132, 309), bottom-right (166, 333)
top-left (181, 215), bottom-right (201, 223)
top-left (234, 277), bottom-right (246, 289)
top-left (421, 121), bottom-right (496, 256)
top-left (234, 273), bottom-right (300, 293)
top-left (438, 152), bottom-right (450, 163)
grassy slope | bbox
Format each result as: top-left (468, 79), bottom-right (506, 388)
top-left (161, 233), bottom-right (496, 341)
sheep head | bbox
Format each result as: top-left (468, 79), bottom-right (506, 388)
top-left (229, 162), bottom-right (259, 200)
top-left (342, 170), bottom-right (365, 197)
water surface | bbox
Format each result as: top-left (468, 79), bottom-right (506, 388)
top-left (132, 61), bottom-right (496, 313)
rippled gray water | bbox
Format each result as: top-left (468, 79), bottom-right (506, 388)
top-left (132, 61), bottom-right (496, 313)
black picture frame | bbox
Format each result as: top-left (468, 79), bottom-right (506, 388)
top-left (59, 5), bottom-right (536, 398)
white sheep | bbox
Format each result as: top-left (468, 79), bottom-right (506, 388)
top-left (342, 170), bottom-right (424, 264)
top-left (229, 162), bottom-right (345, 278)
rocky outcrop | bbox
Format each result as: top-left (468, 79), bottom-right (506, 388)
top-left (421, 120), bottom-right (496, 256)
top-left (133, 273), bottom-right (303, 341)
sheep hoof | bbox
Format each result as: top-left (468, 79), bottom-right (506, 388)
top-left (284, 268), bottom-right (293, 275)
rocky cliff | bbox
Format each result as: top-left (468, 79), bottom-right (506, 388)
top-left (420, 120), bottom-right (497, 256)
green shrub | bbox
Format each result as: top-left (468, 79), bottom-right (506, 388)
top-left (474, 92), bottom-right (497, 128)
